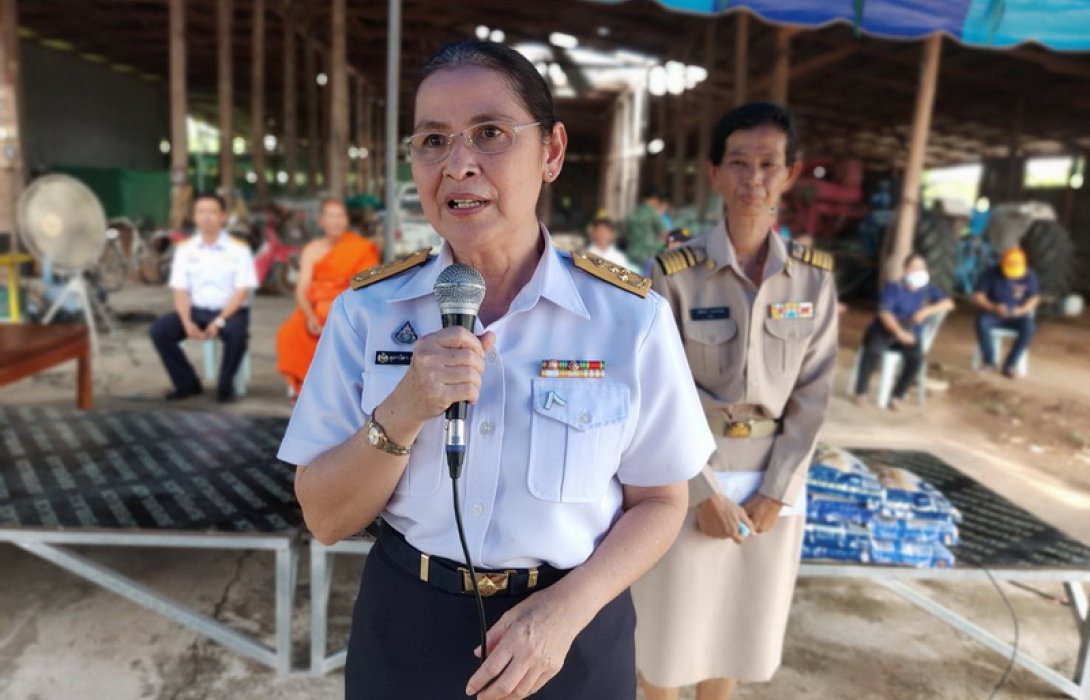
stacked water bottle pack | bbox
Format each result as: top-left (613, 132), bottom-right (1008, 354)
top-left (802, 446), bottom-right (960, 568)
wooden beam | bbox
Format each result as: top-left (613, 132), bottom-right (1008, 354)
top-left (250, 0), bottom-right (266, 199)
top-left (751, 43), bottom-right (861, 96)
top-left (304, 33), bottom-right (319, 193)
top-left (0, 0), bottom-right (22, 249)
top-left (733, 12), bottom-right (748, 106)
top-left (354, 76), bottom-right (366, 196)
top-left (695, 22), bottom-right (716, 222)
top-left (770, 26), bottom-right (791, 106)
top-left (217, 0), bottom-right (234, 197)
top-left (887, 34), bottom-right (942, 284)
top-left (282, 0), bottom-right (297, 195)
top-left (168, 0), bottom-right (188, 228)
top-left (671, 91), bottom-right (687, 209)
top-left (328, 0), bottom-right (347, 198)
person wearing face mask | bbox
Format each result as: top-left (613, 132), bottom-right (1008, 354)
top-left (853, 253), bottom-right (954, 409)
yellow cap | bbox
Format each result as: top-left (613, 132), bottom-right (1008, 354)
top-left (1000, 247), bottom-right (1027, 279)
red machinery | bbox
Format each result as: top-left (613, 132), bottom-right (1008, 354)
top-left (780, 156), bottom-right (869, 238)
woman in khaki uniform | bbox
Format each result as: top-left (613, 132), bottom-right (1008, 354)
top-left (632, 102), bottom-right (838, 700)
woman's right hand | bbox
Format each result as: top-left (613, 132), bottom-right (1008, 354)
top-left (695, 493), bottom-right (756, 544)
top-left (380, 327), bottom-right (496, 435)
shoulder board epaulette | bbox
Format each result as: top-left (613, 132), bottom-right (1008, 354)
top-left (350, 249), bottom-right (432, 290)
top-left (571, 251), bottom-right (652, 298)
top-left (655, 246), bottom-right (707, 276)
top-left (789, 241), bottom-right (834, 271)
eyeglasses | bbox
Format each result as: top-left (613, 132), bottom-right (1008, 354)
top-left (406, 121), bottom-right (541, 165)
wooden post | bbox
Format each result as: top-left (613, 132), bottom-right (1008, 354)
top-left (355, 77), bottom-right (367, 196)
top-left (770, 27), bottom-right (791, 106)
top-left (250, 0), bottom-right (266, 199)
top-left (733, 13), bottom-right (748, 107)
top-left (653, 96), bottom-right (667, 189)
top-left (168, 0), bottom-right (188, 228)
top-left (671, 93), bottom-right (687, 209)
top-left (304, 34), bottom-right (319, 193)
top-left (328, 0), bottom-right (347, 198)
top-left (0, 0), bottom-right (25, 245)
top-left (282, 0), bottom-right (297, 195)
top-left (886, 34), bottom-right (942, 284)
top-left (1006, 94), bottom-right (1025, 200)
top-left (217, 0), bottom-right (234, 198)
top-left (695, 23), bottom-right (716, 223)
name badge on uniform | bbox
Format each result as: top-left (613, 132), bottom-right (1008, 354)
top-left (690, 306), bottom-right (730, 321)
top-left (375, 351), bottom-right (413, 366)
top-left (769, 302), bottom-right (814, 320)
top-left (539, 359), bottom-right (605, 378)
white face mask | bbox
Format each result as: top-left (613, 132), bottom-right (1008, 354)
top-left (905, 270), bottom-right (930, 290)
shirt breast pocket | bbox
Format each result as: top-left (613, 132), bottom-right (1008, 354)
top-left (360, 370), bottom-right (443, 498)
top-left (682, 317), bottom-right (739, 381)
top-left (527, 378), bottom-right (629, 503)
top-left (763, 318), bottom-right (815, 374)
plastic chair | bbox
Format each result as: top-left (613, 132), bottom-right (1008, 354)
top-left (971, 327), bottom-right (1029, 376)
top-left (201, 340), bottom-right (251, 397)
top-left (847, 311), bottom-right (948, 409)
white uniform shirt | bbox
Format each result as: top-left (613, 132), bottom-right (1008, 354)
top-left (279, 230), bottom-right (715, 570)
top-left (168, 231), bottom-right (258, 310)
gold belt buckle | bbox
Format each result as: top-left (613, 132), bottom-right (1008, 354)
top-left (724, 420), bottom-right (753, 438)
top-left (461, 569), bottom-right (511, 597)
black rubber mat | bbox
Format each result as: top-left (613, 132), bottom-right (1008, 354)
top-left (852, 448), bottom-right (1090, 569)
top-left (0, 405), bottom-right (300, 534)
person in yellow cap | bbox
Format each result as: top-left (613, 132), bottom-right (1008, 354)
top-left (972, 246), bottom-right (1040, 378)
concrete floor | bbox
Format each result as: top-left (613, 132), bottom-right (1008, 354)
top-left (1, 283), bottom-right (1087, 700)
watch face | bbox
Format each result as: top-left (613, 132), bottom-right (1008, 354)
top-left (367, 422), bottom-right (382, 446)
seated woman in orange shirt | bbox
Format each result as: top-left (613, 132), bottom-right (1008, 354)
top-left (277, 198), bottom-right (380, 394)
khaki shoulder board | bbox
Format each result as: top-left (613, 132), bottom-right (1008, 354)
top-left (655, 246), bottom-right (707, 276)
top-left (788, 241), bottom-right (834, 271)
top-left (571, 250), bottom-right (652, 298)
top-left (350, 249), bottom-right (432, 291)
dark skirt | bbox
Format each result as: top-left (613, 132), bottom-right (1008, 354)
top-left (345, 538), bottom-right (636, 699)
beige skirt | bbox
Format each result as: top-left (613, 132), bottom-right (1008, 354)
top-left (631, 435), bottom-right (805, 687)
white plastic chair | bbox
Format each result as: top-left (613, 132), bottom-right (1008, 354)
top-left (201, 340), bottom-right (251, 396)
top-left (971, 327), bottom-right (1029, 376)
top-left (847, 311), bottom-right (948, 409)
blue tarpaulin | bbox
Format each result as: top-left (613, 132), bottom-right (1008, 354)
top-left (585, 0), bottom-right (1090, 51)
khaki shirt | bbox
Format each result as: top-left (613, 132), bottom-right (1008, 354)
top-left (652, 222), bottom-right (838, 505)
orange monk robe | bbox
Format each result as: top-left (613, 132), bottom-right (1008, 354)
top-left (277, 233), bottom-right (380, 393)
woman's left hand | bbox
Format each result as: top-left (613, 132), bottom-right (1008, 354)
top-left (742, 493), bottom-right (785, 534)
top-left (465, 587), bottom-right (591, 699)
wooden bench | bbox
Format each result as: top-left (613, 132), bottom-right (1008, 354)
top-left (0, 324), bottom-right (92, 409)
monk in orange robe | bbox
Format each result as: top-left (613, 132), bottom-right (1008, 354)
top-left (277, 198), bottom-right (380, 394)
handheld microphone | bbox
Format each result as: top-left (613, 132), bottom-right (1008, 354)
top-left (433, 263), bottom-right (487, 478)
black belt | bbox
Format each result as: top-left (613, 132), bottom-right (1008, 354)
top-left (377, 525), bottom-right (567, 598)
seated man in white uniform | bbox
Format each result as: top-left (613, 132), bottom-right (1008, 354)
top-left (149, 193), bottom-right (257, 403)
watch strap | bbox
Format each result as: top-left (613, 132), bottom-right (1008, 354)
top-left (366, 416), bottom-right (412, 456)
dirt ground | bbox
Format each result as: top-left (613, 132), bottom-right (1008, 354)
top-left (1, 282), bottom-right (1088, 700)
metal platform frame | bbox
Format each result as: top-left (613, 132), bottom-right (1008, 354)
top-left (309, 537), bottom-right (373, 676)
top-left (799, 563), bottom-right (1090, 700)
top-left (2, 528), bottom-right (301, 675)
top-left (305, 540), bottom-right (1090, 698)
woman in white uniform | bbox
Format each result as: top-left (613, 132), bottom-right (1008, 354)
top-left (278, 40), bottom-right (714, 700)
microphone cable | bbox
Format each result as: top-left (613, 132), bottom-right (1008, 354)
top-left (451, 461), bottom-right (489, 662)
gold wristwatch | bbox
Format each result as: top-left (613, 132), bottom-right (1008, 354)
top-left (364, 416), bottom-right (412, 456)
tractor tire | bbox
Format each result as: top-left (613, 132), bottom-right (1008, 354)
top-left (1021, 220), bottom-right (1076, 302)
top-left (913, 212), bottom-right (958, 295)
